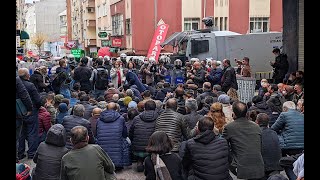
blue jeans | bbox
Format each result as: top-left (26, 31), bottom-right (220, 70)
top-left (93, 89), bottom-right (105, 99)
top-left (18, 109), bottom-right (39, 159)
top-left (284, 167), bottom-right (297, 180)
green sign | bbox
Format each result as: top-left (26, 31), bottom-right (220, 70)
top-left (98, 32), bottom-right (108, 38)
top-left (101, 40), bottom-right (111, 47)
top-left (71, 49), bottom-right (83, 58)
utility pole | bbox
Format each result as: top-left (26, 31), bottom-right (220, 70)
top-left (154, 0), bottom-right (157, 29)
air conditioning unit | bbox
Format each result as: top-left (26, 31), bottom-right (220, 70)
top-left (88, 8), bottom-right (94, 13)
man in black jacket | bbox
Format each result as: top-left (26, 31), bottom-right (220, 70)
top-left (182, 117), bottom-right (232, 180)
top-left (255, 113), bottom-right (283, 179)
top-left (90, 58), bottom-right (109, 99)
top-left (184, 98), bottom-right (203, 129)
top-left (74, 57), bottom-right (92, 93)
top-left (221, 59), bottom-right (238, 93)
top-left (189, 62), bottom-right (206, 88)
top-left (270, 48), bottom-right (289, 84)
top-left (62, 104), bottom-right (95, 149)
top-left (16, 76), bottom-right (33, 162)
top-left (195, 82), bottom-right (217, 110)
top-left (129, 100), bottom-right (159, 172)
top-left (18, 68), bottom-right (42, 160)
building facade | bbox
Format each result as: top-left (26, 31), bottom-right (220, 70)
top-left (65, 0), bottom-right (282, 56)
top-left (96, 0), bottom-right (112, 48)
top-left (82, 0), bottom-right (97, 55)
top-left (25, 3), bottom-right (37, 52)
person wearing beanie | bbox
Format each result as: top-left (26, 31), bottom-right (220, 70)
top-left (56, 103), bottom-right (70, 124)
top-left (218, 94), bottom-right (234, 124)
top-left (54, 94), bottom-right (64, 109)
top-left (123, 96), bottom-right (133, 107)
top-left (128, 101), bottom-right (138, 110)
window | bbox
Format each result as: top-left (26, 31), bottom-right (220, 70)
top-left (220, 17), bottom-right (223, 31)
top-left (214, 17), bottom-right (218, 27)
top-left (126, 19), bottom-right (131, 35)
top-left (191, 40), bottom-right (209, 55)
top-left (225, 0), bottom-right (228, 6)
top-left (215, 0), bottom-right (218, 6)
top-left (103, 3), bottom-right (107, 16)
top-left (250, 17), bottom-right (269, 33)
top-left (97, 6), bottom-right (100, 17)
top-left (184, 18), bottom-right (200, 31)
top-left (112, 14), bottom-right (124, 35)
top-left (220, 0), bottom-right (223, 7)
top-left (224, 17), bottom-right (228, 30)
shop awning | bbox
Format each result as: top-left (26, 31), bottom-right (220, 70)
top-left (20, 31), bottom-right (30, 39)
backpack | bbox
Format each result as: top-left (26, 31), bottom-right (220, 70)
top-left (151, 153), bottom-right (172, 180)
top-left (95, 68), bottom-right (109, 90)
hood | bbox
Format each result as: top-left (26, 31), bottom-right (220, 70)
top-left (58, 103), bottom-right (68, 113)
top-left (254, 101), bottom-right (269, 110)
top-left (45, 124), bottom-right (67, 147)
top-left (99, 110), bottom-right (121, 123)
top-left (194, 130), bottom-right (216, 144)
top-left (139, 110), bottom-right (159, 122)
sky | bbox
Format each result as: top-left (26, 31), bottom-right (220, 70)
top-left (25, 0), bottom-right (39, 3)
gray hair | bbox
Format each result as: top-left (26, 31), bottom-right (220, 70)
top-left (213, 84), bottom-right (222, 92)
top-left (185, 98), bottom-right (198, 112)
top-left (283, 101), bottom-right (296, 111)
top-left (126, 89), bottom-right (134, 97)
top-left (18, 68), bottom-right (29, 79)
top-left (73, 104), bottom-right (85, 117)
top-left (154, 100), bottom-right (163, 109)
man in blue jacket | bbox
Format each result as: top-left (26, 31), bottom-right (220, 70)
top-left (123, 68), bottom-right (146, 93)
top-left (206, 60), bottom-right (223, 85)
top-left (271, 101), bottom-right (304, 180)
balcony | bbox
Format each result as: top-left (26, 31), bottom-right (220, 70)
top-left (85, 39), bottom-right (97, 47)
top-left (86, 20), bottom-right (96, 27)
top-left (84, 0), bottom-right (95, 8)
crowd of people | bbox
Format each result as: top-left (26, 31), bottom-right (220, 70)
top-left (16, 48), bottom-right (304, 180)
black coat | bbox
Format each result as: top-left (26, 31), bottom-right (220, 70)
top-left (182, 130), bottom-right (232, 180)
top-left (62, 115), bottom-right (95, 149)
top-left (78, 101), bottom-right (96, 120)
top-left (196, 90), bottom-right (217, 109)
top-left (129, 110), bottom-right (159, 152)
top-left (197, 105), bottom-right (210, 116)
top-left (30, 71), bottom-right (50, 93)
top-left (221, 66), bottom-right (238, 93)
top-left (183, 112), bottom-right (204, 129)
top-left (248, 101), bottom-right (272, 118)
top-left (32, 125), bottom-right (68, 180)
top-left (271, 54), bottom-right (289, 80)
top-left (192, 69), bottom-right (206, 88)
top-left (21, 79), bottom-right (41, 110)
top-left (260, 127), bottom-right (283, 172)
top-left (16, 76), bottom-right (33, 112)
top-left (73, 65), bottom-right (92, 93)
top-left (176, 97), bottom-right (186, 115)
top-left (144, 153), bottom-right (183, 180)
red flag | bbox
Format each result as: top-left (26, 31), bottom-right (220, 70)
top-left (147, 24), bottom-right (169, 62)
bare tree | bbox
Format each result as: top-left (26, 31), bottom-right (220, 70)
top-left (31, 33), bottom-right (47, 54)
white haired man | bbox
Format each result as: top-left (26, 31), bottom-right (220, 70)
top-left (271, 101), bottom-right (304, 180)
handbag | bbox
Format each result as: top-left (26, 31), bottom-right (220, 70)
top-left (16, 99), bottom-right (27, 117)
top-left (151, 153), bottom-right (172, 180)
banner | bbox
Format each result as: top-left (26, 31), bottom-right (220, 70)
top-left (147, 23), bottom-right (169, 62)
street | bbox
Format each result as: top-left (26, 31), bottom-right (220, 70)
top-left (20, 157), bottom-right (288, 180)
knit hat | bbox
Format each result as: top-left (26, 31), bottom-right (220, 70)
top-left (128, 101), bottom-right (137, 109)
top-left (123, 96), bottom-right (133, 106)
top-left (58, 103), bottom-right (68, 113)
top-left (54, 94), bottom-right (64, 103)
top-left (218, 94), bottom-right (230, 104)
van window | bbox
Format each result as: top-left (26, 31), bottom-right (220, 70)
top-left (191, 40), bottom-right (209, 55)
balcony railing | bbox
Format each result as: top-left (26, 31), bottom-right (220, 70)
top-left (86, 20), bottom-right (96, 27)
top-left (84, 0), bottom-right (95, 8)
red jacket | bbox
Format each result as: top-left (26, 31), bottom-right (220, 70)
top-left (38, 107), bottom-right (52, 136)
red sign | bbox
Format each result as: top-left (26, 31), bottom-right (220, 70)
top-left (66, 41), bottom-right (76, 49)
top-left (112, 38), bottom-right (122, 47)
top-left (147, 24), bottom-right (169, 62)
